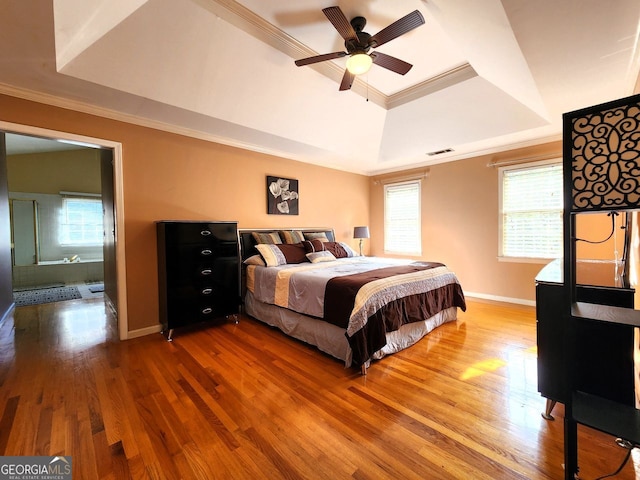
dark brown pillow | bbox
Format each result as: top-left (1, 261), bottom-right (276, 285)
top-left (303, 239), bottom-right (325, 253)
top-left (322, 242), bottom-right (350, 258)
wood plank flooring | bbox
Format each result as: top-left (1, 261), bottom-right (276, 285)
top-left (1, 296), bottom-right (639, 479)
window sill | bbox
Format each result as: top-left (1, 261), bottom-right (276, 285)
top-left (383, 251), bottom-right (422, 257)
top-left (497, 256), bottom-right (556, 264)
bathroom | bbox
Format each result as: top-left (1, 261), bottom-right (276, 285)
top-left (7, 136), bottom-right (104, 290)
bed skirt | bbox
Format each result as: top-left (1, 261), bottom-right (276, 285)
top-left (244, 291), bottom-right (458, 368)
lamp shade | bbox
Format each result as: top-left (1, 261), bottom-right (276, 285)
top-left (346, 53), bottom-right (372, 75)
top-left (353, 226), bottom-right (370, 239)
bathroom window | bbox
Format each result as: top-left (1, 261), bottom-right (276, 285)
top-left (59, 197), bottom-right (103, 246)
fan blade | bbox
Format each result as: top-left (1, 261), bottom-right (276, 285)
top-left (322, 6), bottom-right (358, 41)
top-left (370, 52), bottom-right (413, 75)
top-left (339, 69), bottom-right (355, 91)
top-left (295, 51), bottom-right (347, 67)
top-left (368, 10), bottom-right (425, 48)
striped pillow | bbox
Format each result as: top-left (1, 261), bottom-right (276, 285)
top-left (338, 242), bottom-right (358, 257)
top-left (306, 251), bottom-right (336, 263)
top-left (303, 232), bottom-right (329, 242)
top-left (279, 230), bottom-right (305, 244)
top-left (304, 240), bottom-right (356, 259)
top-left (255, 243), bottom-right (308, 267)
top-left (252, 231), bottom-right (282, 244)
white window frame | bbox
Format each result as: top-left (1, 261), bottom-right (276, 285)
top-left (498, 159), bottom-right (563, 263)
top-left (59, 196), bottom-right (103, 247)
top-left (384, 179), bottom-right (422, 256)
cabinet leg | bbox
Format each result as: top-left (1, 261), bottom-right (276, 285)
top-left (564, 414), bottom-right (579, 479)
top-left (166, 329), bottom-right (174, 342)
top-left (542, 399), bottom-right (557, 420)
top-left (227, 314), bottom-right (239, 324)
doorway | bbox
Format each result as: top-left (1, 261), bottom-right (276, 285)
top-left (8, 138), bottom-right (104, 288)
top-left (0, 122), bottom-right (128, 340)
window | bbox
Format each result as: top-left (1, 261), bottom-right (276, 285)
top-left (499, 161), bottom-right (563, 260)
top-left (59, 197), bottom-right (103, 246)
top-left (384, 180), bottom-right (421, 255)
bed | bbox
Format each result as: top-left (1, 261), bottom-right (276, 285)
top-left (240, 228), bottom-right (466, 373)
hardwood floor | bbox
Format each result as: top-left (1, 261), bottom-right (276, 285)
top-left (1, 297), bottom-right (639, 479)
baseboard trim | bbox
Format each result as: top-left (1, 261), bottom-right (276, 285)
top-left (0, 302), bottom-right (15, 327)
top-left (127, 324), bottom-right (162, 339)
top-left (464, 291), bottom-right (535, 307)
top-left (122, 293), bottom-right (534, 339)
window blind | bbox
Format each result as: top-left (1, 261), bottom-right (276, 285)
top-left (59, 197), bottom-right (103, 246)
top-left (500, 162), bottom-right (563, 258)
top-left (384, 180), bottom-right (421, 255)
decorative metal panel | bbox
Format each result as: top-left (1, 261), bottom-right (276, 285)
top-left (567, 96), bottom-right (640, 212)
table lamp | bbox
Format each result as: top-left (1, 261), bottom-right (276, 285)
top-left (353, 226), bottom-right (370, 256)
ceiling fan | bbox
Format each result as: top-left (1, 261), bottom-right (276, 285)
top-left (294, 6), bottom-right (425, 91)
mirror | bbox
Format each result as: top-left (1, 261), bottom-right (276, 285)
top-left (10, 199), bottom-right (39, 266)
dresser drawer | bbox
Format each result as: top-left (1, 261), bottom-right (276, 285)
top-left (165, 222), bottom-right (237, 245)
top-left (171, 244), bottom-right (238, 265)
top-left (166, 258), bottom-right (238, 288)
top-left (167, 300), bottom-right (235, 326)
top-left (170, 283), bottom-right (237, 302)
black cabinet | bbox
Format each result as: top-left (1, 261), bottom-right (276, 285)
top-left (157, 221), bottom-right (240, 340)
top-left (558, 93), bottom-right (640, 479)
top-left (536, 260), bottom-right (635, 419)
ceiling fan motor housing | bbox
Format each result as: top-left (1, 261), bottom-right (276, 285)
top-left (346, 17), bottom-right (372, 53)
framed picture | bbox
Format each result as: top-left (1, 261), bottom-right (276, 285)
top-left (267, 176), bottom-right (299, 215)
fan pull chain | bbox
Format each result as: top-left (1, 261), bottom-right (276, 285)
top-left (366, 71), bottom-right (369, 102)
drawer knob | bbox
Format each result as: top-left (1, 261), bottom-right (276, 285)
top-left (201, 288), bottom-right (213, 295)
top-left (201, 269), bottom-right (212, 275)
top-left (202, 307), bottom-right (213, 315)
top-left (201, 249), bottom-right (212, 256)
top-left (200, 230), bottom-right (212, 236)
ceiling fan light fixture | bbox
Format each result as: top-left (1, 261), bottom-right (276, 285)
top-left (346, 53), bottom-right (372, 75)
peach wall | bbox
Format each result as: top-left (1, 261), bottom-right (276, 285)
top-left (0, 93), bottom-right (623, 328)
top-left (576, 212), bottom-right (627, 260)
top-left (370, 143), bottom-right (621, 303)
top-left (0, 94), bottom-right (369, 332)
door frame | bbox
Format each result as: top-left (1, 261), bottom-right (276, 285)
top-left (0, 120), bottom-right (129, 340)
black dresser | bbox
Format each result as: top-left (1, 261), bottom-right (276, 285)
top-left (535, 259), bottom-right (635, 419)
top-left (157, 221), bottom-right (240, 340)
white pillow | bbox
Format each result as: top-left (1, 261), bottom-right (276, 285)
top-left (306, 251), bottom-right (336, 263)
top-left (243, 254), bottom-right (265, 266)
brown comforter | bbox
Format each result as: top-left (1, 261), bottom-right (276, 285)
top-left (247, 257), bottom-right (466, 367)
top-left (324, 262), bottom-right (466, 366)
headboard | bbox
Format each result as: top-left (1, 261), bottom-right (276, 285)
top-left (238, 228), bottom-right (335, 262)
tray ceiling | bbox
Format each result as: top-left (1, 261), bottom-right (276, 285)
top-left (1, 0), bottom-right (639, 174)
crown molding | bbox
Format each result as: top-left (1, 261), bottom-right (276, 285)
top-left (0, 80), bottom-right (561, 177)
top-left (386, 63), bottom-right (477, 109)
top-left (206, 0), bottom-right (474, 110)
top-left (0, 82), bottom-right (331, 169)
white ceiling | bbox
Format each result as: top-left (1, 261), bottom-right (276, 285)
top-left (4, 134), bottom-right (88, 155)
top-left (1, 0), bottom-right (639, 175)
